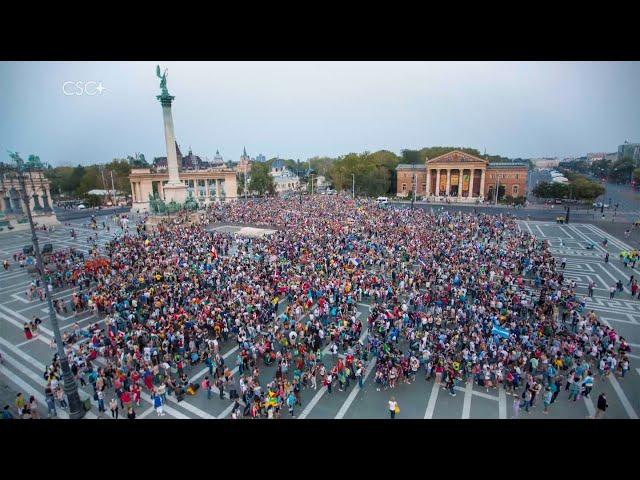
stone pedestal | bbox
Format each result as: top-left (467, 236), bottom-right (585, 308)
top-left (162, 182), bottom-right (187, 204)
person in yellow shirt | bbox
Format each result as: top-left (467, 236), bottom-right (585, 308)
top-left (14, 392), bottom-right (26, 418)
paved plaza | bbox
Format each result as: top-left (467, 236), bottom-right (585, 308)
top-left (0, 215), bottom-right (638, 419)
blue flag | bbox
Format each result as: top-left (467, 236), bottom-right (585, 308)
top-left (492, 325), bottom-right (510, 339)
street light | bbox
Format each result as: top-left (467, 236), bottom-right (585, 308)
top-left (352, 173), bottom-right (355, 200)
top-left (310, 174), bottom-right (316, 195)
top-left (411, 162), bottom-right (416, 210)
top-left (7, 151), bottom-right (85, 419)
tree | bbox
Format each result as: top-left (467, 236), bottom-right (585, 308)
top-left (248, 162), bottom-right (276, 196)
top-left (532, 181), bottom-right (569, 199)
top-left (84, 194), bottom-right (102, 208)
top-left (60, 165), bottom-right (86, 195)
top-left (237, 172), bottom-right (246, 195)
top-left (609, 157), bottom-right (635, 183)
top-left (308, 157), bottom-right (335, 177)
top-left (632, 168), bottom-right (640, 184)
top-left (76, 165), bottom-right (101, 196)
top-left (105, 159), bottom-right (133, 194)
top-left (590, 158), bottom-right (612, 179)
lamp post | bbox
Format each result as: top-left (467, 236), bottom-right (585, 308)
top-left (8, 151), bottom-right (85, 419)
top-left (297, 159), bottom-right (302, 206)
top-left (352, 173), bottom-right (355, 200)
top-left (411, 162), bottom-right (416, 210)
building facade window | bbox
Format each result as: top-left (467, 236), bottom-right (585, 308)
top-left (198, 179), bottom-right (206, 197)
top-left (209, 180), bottom-right (217, 197)
top-left (186, 179), bottom-right (195, 196)
top-left (402, 183), bottom-right (407, 191)
top-left (512, 185), bottom-right (519, 196)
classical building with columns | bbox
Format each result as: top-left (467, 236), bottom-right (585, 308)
top-left (396, 150), bottom-right (528, 202)
top-left (0, 167), bottom-right (58, 229)
top-left (129, 167), bottom-right (238, 212)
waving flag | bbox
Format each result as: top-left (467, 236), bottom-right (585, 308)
top-left (491, 325), bottom-right (510, 339)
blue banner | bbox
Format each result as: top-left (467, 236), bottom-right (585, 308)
top-left (492, 325), bottom-right (510, 339)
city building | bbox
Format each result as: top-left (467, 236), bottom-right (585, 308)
top-left (587, 152), bottom-right (607, 164)
top-left (153, 143), bottom-right (213, 170)
top-left (396, 150), bottom-right (528, 202)
top-left (129, 167), bottom-right (237, 212)
top-left (618, 141), bottom-right (640, 162)
top-left (212, 150), bottom-right (224, 166)
top-left (530, 157), bottom-right (560, 169)
top-left (270, 158), bottom-right (300, 193)
top-left (255, 153), bottom-right (266, 163)
top-left (237, 147), bottom-right (252, 174)
top-left (0, 166), bottom-right (58, 229)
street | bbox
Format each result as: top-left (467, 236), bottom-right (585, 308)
top-left (1, 215), bottom-right (638, 419)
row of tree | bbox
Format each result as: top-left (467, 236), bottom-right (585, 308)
top-left (563, 157), bottom-right (638, 184)
top-left (44, 159), bottom-right (133, 198)
top-left (532, 172), bottom-right (604, 201)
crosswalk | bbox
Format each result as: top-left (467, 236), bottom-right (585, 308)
top-left (1, 217), bottom-right (639, 419)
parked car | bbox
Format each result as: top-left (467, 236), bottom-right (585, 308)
top-left (77, 204), bottom-right (86, 210)
top-left (592, 202), bottom-right (610, 208)
top-left (376, 196), bottom-right (389, 205)
top-left (42, 243), bottom-right (53, 254)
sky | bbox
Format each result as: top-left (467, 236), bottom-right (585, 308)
top-left (0, 61), bottom-right (639, 167)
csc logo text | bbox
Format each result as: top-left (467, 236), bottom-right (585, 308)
top-left (62, 81), bottom-right (106, 96)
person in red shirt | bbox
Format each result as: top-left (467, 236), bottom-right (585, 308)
top-left (132, 385), bottom-right (141, 406)
top-left (120, 389), bottom-right (131, 411)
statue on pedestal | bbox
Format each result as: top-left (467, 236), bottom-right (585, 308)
top-left (183, 192), bottom-right (198, 211)
top-left (156, 65), bottom-right (170, 97)
top-left (166, 200), bottom-right (180, 214)
top-left (149, 193), bottom-right (167, 215)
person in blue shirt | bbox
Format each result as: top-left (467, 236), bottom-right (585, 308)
top-left (546, 365), bottom-right (557, 385)
top-left (286, 391), bottom-right (296, 417)
top-left (581, 372), bottom-right (594, 398)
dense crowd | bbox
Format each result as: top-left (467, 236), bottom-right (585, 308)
top-left (6, 196), bottom-right (633, 419)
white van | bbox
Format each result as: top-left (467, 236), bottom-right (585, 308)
top-left (376, 196), bottom-right (389, 205)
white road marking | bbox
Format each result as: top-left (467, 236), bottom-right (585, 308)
top-left (583, 394), bottom-right (595, 418)
top-left (424, 381), bottom-right (440, 419)
top-left (461, 380), bottom-right (473, 419)
top-left (334, 358), bottom-right (377, 419)
top-left (498, 387), bottom-right (507, 419)
top-left (138, 405), bottom-right (156, 419)
top-left (607, 375), bottom-right (638, 419)
top-left (0, 305), bottom-right (55, 337)
top-left (0, 364), bottom-right (69, 419)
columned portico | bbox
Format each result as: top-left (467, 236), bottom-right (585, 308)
top-left (396, 150), bottom-right (527, 202)
top-left (424, 151), bottom-right (489, 203)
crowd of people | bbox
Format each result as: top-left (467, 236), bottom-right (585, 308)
top-left (3, 195), bottom-right (633, 419)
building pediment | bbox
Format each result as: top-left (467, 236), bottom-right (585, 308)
top-left (426, 150), bottom-right (488, 166)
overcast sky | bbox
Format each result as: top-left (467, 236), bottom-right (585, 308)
top-left (1, 61), bottom-right (638, 166)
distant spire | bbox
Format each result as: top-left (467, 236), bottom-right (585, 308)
top-left (243, 146), bottom-right (247, 157)
top-left (216, 149), bottom-right (220, 155)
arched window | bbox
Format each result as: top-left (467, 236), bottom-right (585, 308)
top-left (402, 183), bottom-right (407, 191)
top-left (512, 185), bottom-right (519, 196)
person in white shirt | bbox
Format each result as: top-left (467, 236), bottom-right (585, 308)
top-left (388, 397), bottom-right (398, 419)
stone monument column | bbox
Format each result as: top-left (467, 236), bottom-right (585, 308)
top-left (469, 170), bottom-right (475, 198)
top-left (156, 66), bottom-right (187, 206)
top-left (480, 169), bottom-right (486, 200)
top-left (435, 170), bottom-right (441, 197)
top-left (426, 169), bottom-right (431, 196)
